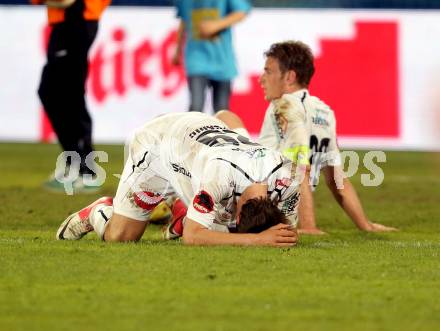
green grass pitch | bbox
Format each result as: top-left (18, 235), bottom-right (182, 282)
top-left (0, 143), bottom-right (439, 331)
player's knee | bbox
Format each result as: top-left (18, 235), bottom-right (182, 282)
top-left (104, 230), bottom-right (139, 242)
top-left (215, 110), bottom-right (246, 131)
top-left (103, 224), bottom-right (142, 243)
top-left (215, 109), bottom-right (230, 120)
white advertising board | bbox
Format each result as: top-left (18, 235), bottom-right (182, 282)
top-left (1, 7), bottom-right (439, 150)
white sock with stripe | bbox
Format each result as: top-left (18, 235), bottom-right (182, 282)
top-left (89, 205), bottom-right (114, 240)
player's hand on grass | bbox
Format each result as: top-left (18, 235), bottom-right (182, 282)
top-left (298, 227), bottom-right (327, 235)
top-left (363, 222), bottom-right (398, 232)
top-left (257, 223), bottom-right (298, 247)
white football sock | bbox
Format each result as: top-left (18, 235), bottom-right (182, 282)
top-left (89, 205), bottom-right (114, 240)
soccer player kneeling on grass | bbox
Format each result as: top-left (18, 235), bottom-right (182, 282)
top-left (216, 40), bottom-right (397, 234)
top-left (56, 112), bottom-right (302, 246)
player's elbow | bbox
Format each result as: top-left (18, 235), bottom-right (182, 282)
top-left (183, 218), bottom-right (211, 245)
top-left (182, 232), bottom-right (196, 245)
top-left (182, 226), bottom-right (202, 245)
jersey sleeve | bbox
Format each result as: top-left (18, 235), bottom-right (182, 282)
top-left (274, 95), bottom-right (310, 166)
top-left (186, 181), bottom-right (229, 230)
top-left (277, 185), bottom-right (301, 227)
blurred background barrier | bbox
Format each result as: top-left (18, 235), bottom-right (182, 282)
top-left (1, 4), bottom-right (440, 150)
top-left (2, 1), bottom-right (440, 8)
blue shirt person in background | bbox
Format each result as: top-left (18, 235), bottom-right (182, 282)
top-left (173, 0), bottom-right (251, 113)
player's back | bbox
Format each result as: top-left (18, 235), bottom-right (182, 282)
top-left (133, 112), bottom-right (268, 201)
top-left (133, 112), bottom-right (299, 227)
top-left (132, 112), bottom-right (225, 158)
top-left (162, 112), bottom-right (288, 199)
top-left (306, 95), bottom-right (337, 156)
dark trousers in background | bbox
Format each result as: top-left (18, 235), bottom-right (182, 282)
top-left (38, 20), bottom-right (98, 174)
top-left (187, 76), bottom-right (231, 113)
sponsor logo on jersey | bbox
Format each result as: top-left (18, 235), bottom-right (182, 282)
top-left (133, 191), bottom-right (164, 210)
top-left (312, 115), bottom-right (330, 127)
top-left (281, 191), bottom-right (300, 215)
top-left (247, 148), bottom-right (267, 158)
top-left (193, 190), bottom-right (214, 214)
top-left (171, 163), bottom-right (192, 178)
top-left (273, 177), bottom-right (292, 199)
top-left (276, 177), bottom-right (292, 188)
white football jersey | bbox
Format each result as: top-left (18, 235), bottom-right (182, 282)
top-left (131, 112), bottom-right (300, 229)
top-left (258, 89), bottom-right (340, 167)
top-left (306, 95), bottom-right (340, 168)
top-left (258, 90), bottom-right (310, 155)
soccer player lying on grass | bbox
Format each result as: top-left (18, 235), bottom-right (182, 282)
top-left (56, 112), bottom-right (300, 246)
top-left (216, 40), bottom-right (397, 235)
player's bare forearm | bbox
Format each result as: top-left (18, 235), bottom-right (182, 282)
top-left (323, 167), bottom-right (398, 232)
top-left (298, 173), bottom-right (326, 235)
top-left (183, 219), bottom-right (257, 246)
top-left (298, 173), bottom-right (316, 228)
top-left (182, 218), bottom-right (297, 247)
top-left (323, 167), bottom-right (371, 230)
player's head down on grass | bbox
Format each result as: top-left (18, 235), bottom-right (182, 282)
top-left (236, 197), bottom-right (289, 233)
